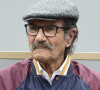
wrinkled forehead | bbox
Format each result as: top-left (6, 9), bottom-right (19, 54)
top-left (27, 19), bottom-right (65, 26)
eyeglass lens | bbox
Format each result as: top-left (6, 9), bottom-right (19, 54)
top-left (26, 25), bottom-right (57, 36)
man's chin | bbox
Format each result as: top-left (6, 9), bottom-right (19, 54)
top-left (31, 50), bottom-right (49, 60)
top-left (32, 55), bottom-right (50, 63)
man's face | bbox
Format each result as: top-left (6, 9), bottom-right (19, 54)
top-left (27, 19), bottom-right (73, 63)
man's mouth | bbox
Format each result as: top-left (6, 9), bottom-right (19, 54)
top-left (36, 46), bottom-right (46, 49)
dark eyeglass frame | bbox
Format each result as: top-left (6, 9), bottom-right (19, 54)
top-left (24, 24), bottom-right (67, 37)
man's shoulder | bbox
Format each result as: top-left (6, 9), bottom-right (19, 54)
top-left (71, 60), bottom-right (100, 90)
top-left (0, 57), bottom-right (33, 73)
top-left (0, 57), bottom-right (33, 90)
top-left (71, 60), bottom-right (100, 76)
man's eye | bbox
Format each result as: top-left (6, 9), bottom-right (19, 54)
top-left (45, 27), bottom-right (56, 31)
top-left (29, 26), bottom-right (38, 30)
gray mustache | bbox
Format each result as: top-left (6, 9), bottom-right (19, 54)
top-left (31, 42), bottom-right (55, 50)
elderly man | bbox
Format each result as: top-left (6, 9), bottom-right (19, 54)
top-left (0, 0), bottom-right (100, 90)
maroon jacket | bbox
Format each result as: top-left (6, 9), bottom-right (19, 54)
top-left (0, 58), bottom-right (100, 90)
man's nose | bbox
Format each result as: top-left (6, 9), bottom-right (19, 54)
top-left (35, 29), bottom-right (47, 42)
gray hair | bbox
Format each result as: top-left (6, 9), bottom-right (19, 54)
top-left (63, 18), bottom-right (78, 58)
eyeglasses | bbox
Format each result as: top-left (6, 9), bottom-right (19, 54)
top-left (25, 24), bottom-right (67, 37)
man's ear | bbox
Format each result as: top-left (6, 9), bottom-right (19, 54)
top-left (65, 28), bottom-right (77, 47)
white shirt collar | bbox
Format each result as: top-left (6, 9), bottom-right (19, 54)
top-left (33, 54), bottom-right (71, 85)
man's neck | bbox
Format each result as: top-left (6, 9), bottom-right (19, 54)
top-left (38, 56), bottom-right (65, 78)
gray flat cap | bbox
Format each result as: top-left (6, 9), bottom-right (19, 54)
top-left (23, 0), bottom-right (79, 23)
